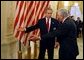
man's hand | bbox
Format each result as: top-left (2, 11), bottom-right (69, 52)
top-left (17, 27), bottom-right (25, 31)
top-left (54, 42), bottom-right (60, 48)
top-left (29, 35), bottom-right (41, 42)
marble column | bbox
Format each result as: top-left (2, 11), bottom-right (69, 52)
top-left (1, 1), bottom-right (18, 59)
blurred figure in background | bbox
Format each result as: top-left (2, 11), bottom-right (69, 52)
top-left (75, 17), bottom-right (82, 37)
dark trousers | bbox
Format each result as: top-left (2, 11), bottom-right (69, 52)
top-left (59, 50), bottom-right (77, 60)
top-left (38, 39), bottom-right (55, 59)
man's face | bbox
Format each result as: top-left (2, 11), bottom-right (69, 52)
top-left (45, 10), bottom-right (52, 18)
top-left (57, 12), bottom-right (63, 22)
top-left (77, 17), bottom-right (80, 20)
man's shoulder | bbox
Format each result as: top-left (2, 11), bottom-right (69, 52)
top-left (38, 17), bottom-right (58, 22)
top-left (38, 18), bottom-right (45, 22)
top-left (65, 17), bottom-right (73, 23)
top-left (39, 17), bottom-right (56, 20)
top-left (64, 17), bottom-right (76, 27)
top-left (36, 18), bottom-right (46, 24)
top-left (39, 18), bottom-right (45, 20)
top-left (51, 18), bottom-right (59, 23)
top-left (51, 18), bottom-right (57, 20)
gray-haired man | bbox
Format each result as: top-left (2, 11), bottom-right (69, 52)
top-left (42, 9), bottom-right (79, 59)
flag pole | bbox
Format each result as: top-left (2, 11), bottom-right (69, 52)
top-left (34, 33), bottom-right (38, 59)
top-left (18, 41), bottom-right (22, 59)
top-left (27, 39), bottom-right (31, 59)
top-left (34, 40), bottom-right (38, 59)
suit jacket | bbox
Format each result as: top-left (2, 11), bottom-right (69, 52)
top-left (25, 18), bottom-right (59, 41)
top-left (42, 17), bottom-right (79, 56)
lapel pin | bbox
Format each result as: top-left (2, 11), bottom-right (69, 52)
top-left (53, 27), bottom-right (56, 30)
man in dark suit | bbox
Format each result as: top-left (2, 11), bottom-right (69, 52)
top-left (42, 9), bottom-right (79, 59)
top-left (17, 8), bottom-right (59, 59)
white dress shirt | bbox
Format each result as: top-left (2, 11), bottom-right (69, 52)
top-left (46, 17), bottom-right (51, 32)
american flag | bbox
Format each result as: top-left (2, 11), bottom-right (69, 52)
top-left (14, 1), bottom-right (50, 45)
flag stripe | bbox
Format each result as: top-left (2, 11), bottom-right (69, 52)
top-left (14, 1), bottom-right (24, 30)
top-left (15, 1), bottom-right (34, 39)
top-left (14, 2), bottom-right (25, 38)
top-left (19, 1), bottom-right (36, 43)
top-left (18, 1), bottom-right (36, 41)
top-left (15, 1), bottom-right (25, 38)
top-left (14, 1), bottom-right (25, 37)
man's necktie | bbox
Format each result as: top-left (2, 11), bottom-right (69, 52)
top-left (46, 19), bottom-right (50, 32)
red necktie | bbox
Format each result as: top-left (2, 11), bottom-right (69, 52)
top-left (46, 19), bottom-right (49, 32)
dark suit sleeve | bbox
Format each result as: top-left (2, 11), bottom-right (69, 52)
top-left (25, 20), bottom-right (40, 33)
top-left (42, 23), bottom-right (69, 39)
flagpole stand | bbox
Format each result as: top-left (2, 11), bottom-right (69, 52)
top-left (34, 41), bottom-right (37, 59)
top-left (33, 37), bottom-right (40, 59)
top-left (18, 41), bottom-right (22, 59)
top-left (18, 51), bottom-right (22, 59)
top-left (27, 40), bottom-right (31, 59)
top-left (28, 36), bottom-right (40, 59)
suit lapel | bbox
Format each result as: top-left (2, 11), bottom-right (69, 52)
top-left (49, 19), bottom-right (57, 32)
top-left (49, 18), bottom-right (53, 32)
